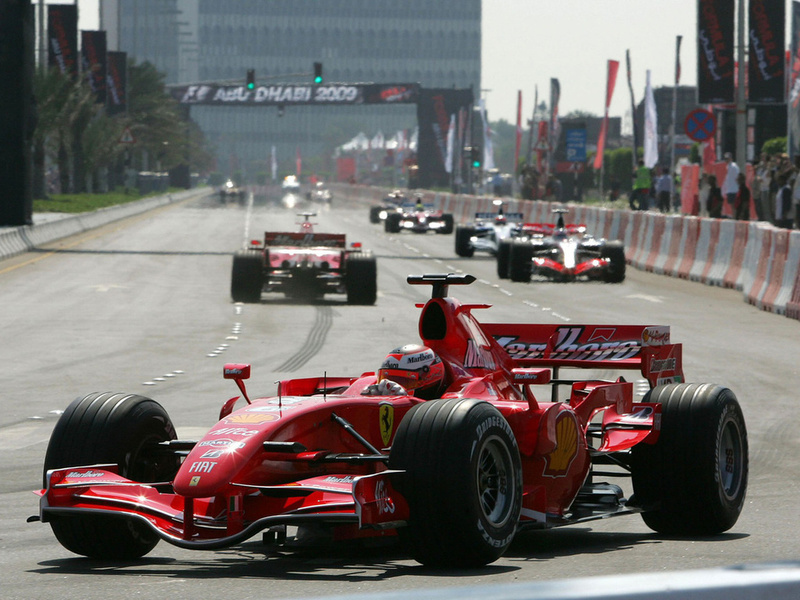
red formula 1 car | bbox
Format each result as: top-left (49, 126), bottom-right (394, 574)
top-left (230, 213), bottom-right (376, 304)
top-left (384, 200), bottom-right (454, 234)
top-left (500, 209), bottom-right (626, 283)
top-left (35, 274), bottom-right (747, 568)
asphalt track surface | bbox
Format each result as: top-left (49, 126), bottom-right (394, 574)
top-left (2, 190), bottom-right (799, 600)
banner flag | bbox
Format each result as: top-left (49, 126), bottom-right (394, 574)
top-left (748, 0), bottom-right (785, 104)
top-left (416, 88), bottom-right (473, 189)
top-left (445, 113), bottom-right (455, 174)
top-left (106, 51), bottom-right (127, 115)
top-left (675, 35), bottom-right (683, 84)
top-left (47, 4), bottom-right (78, 78)
top-left (480, 98), bottom-right (495, 171)
top-left (644, 70), bottom-right (659, 168)
top-left (514, 90), bottom-right (523, 172)
top-left (81, 30), bottom-right (107, 104)
top-left (594, 60), bottom-right (620, 171)
top-left (790, 1), bottom-right (800, 157)
top-left (296, 147), bottom-right (301, 176)
top-left (548, 79), bottom-right (561, 161)
top-left (697, 0), bottom-right (735, 104)
top-left (271, 145), bottom-right (277, 181)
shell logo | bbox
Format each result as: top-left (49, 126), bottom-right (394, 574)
top-left (226, 413), bottom-right (278, 424)
top-left (543, 411), bottom-right (580, 477)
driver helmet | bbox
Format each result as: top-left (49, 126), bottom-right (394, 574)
top-left (378, 344), bottom-right (445, 399)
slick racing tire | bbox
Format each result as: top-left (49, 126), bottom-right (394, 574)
top-left (345, 251), bottom-right (377, 305)
top-left (369, 206), bottom-right (382, 224)
top-left (388, 398), bottom-right (522, 568)
top-left (385, 212), bottom-right (402, 233)
top-left (438, 213), bottom-right (455, 235)
top-left (496, 239), bottom-right (512, 279)
top-left (630, 383), bottom-right (748, 535)
top-left (508, 240), bottom-right (534, 283)
top-left (600, 241), bottom-right (626, 283)
top-left (455, 226), bottom-right (475, 257)
top-left (231, 249), bottom-right (264, 302)
top-left (42, 392), bottom-right (180, 559)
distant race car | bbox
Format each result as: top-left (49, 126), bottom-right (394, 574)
top-left (35, 273), bottom-right (747, 568)
top-left (455, 200), bottom-right (524, 257)
top-left (384, 200), bottom-right (454, 234)
top-left (500, 209), bottom-right (626, 283)
top-left (219, 179), bottom-right (245, 204)
top-left (307, 181), bottom-right (332, 203)
top-left (369, 189), bottom-right (407, 223)
top-left (229, 212), bottom-right (376, 304)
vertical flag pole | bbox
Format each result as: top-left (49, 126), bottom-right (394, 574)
top-left (670, 36), bottom-right (682, 203)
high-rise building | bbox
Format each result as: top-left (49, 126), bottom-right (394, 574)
top-left (101, 0), bottom-right (481, 178)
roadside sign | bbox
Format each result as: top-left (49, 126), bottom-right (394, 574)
top-left (684, 109), bottom-right (716, 143)
top-left (119, 127), bottom-right (136, 144)
top-left (565, 128), bottom-right (587, 162)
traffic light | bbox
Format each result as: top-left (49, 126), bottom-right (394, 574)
top-left (246, 69), bottom-right (255, 90)
top-left (471, 146), bottom-right (482, 168)
top-left (313, 62), bottom-right (323, 84)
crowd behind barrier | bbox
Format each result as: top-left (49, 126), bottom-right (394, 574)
top-left (333, 183), bottom-right (800, 323)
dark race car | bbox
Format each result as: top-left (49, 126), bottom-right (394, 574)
top-left (501, 209), bottom-right (626, 283)
top-left (229, 212), bottom-right (376, 304)
top-left (35, 274), bottom-right (747, 568)
top-left (384, 199), bottom-right (454, 234)
top-left (368, 189), bottom-right (407, 224)
top-left (455, 200), bottom-right (525, 257)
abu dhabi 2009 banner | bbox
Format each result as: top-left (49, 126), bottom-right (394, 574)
top-left (697, 0), bottom-right (735, 104)
top-left (748, 0), bottom-right (785, 104)
top-left (47, 4), bottom-right (78, 79)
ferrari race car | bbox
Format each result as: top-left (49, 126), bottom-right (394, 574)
top-left (455, 200), bottom-right (524, 257)
top-left (229, 212), bottom-right (376, 304)
top-left (500, 209), bottom-right (626, 283)
top-left (35, 273), bottom-right (747, 568)
top-left (384, 200), bottom-right (454, 234)
top-left (368, 189), bottom-right (407, 224)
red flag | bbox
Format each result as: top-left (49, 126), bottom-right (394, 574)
top-left (296, 147), bottom-right (302, 176)
top-left (514, 90), bottom-right (523, 173)
top-left (593, 60), bottom-right (620, 171)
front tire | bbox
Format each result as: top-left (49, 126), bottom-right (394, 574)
top-left (455, 226), bottom-right (475, 257)
top-left (496, 239), bottom-right (512, 278)
top-left (601, 241), bottom-right (626, 283)
top-left (43, 393), bottom-right (180, 559)
top-left (385, 212), bottom-right (402, 233)
top-left (508, 240), bottom-right (534, 282)
top-left (631, 383), bottom-right (748, 535)
top-left (438, 213), bottom-right (454, 234)
top-left (369, 206), bottom-right (382, 223)
top-left (388, 398), bottom-right (522, 568)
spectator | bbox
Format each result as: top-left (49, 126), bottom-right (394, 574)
top-left (655, 167), bottom-right (672, 213)
top-left (707, 174), bottom-right (724, 218)
top-left (722, 152), bottom-right (739, 210)
top-left (733, 173), bottom-right (750, 221)
top-left (775, 174), bottom-right (794, 228)
top-left (631, 159), bottom-right (651, 211)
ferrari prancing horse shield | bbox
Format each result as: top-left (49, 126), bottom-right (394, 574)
top-left (379, 403), bottom-right (394, 446)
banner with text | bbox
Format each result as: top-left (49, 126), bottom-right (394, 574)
top-left (697, 0), bottom-right (735, 104)
top-left (47, 4), bottom-right (78, 79)
top-left (416, 88), bottom-right (473, 189)
top-left (748, 0), bottom-right (785, 104)
top-left (789, 1), bottom-right (800, 157)
top-left (106, 51), bottom-right (127, 116)
top-left (81, 30), bottom-right (107, 104)
top-left (170, 83), bottom-right (420, 106)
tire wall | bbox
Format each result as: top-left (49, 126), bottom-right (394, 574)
top-left (330, 183), bottom-right (800, 321)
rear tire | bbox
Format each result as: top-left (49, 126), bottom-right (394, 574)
top-left (508, 241), bottom-right (534, 282)
top-left (43, 393), bottom-right (180, 559)
top-left (601, 241), bottom-right (626, 283)
top-left (438, 213), bottom-right (454, 234)
top-left (388, 398), bottom-right (522, 567)
top-left (345, 251), bottom-right (377, 305)
top-left (631, 383), bottom-right (748, 535)
top-left (496, 239), bottom-right (512, 278)
top-left (231, 249), bottom-right (264, 302)
top-left (385, 213), bottom-right (402, 233)
top-left (455, 226), bottom-right (475, 257)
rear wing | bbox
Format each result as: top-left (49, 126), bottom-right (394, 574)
top-left (475, 212), bottom-right (524, 221)
top-left (521, 223), bottom-right (587, 235)
top-left (264, 232), bottom-right (346, 248)
top-left (481, 322), bottom-right (683, 387)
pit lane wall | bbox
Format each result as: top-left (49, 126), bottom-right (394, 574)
top-left (0, 189), bottom-right (209, 262)
top-left (335, 184), bottom-right (800, 322)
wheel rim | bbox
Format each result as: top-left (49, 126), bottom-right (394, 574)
top-left (476, 435), bottom-right (516, 527)
top-left (719, 418), bottom-right (744, 500)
